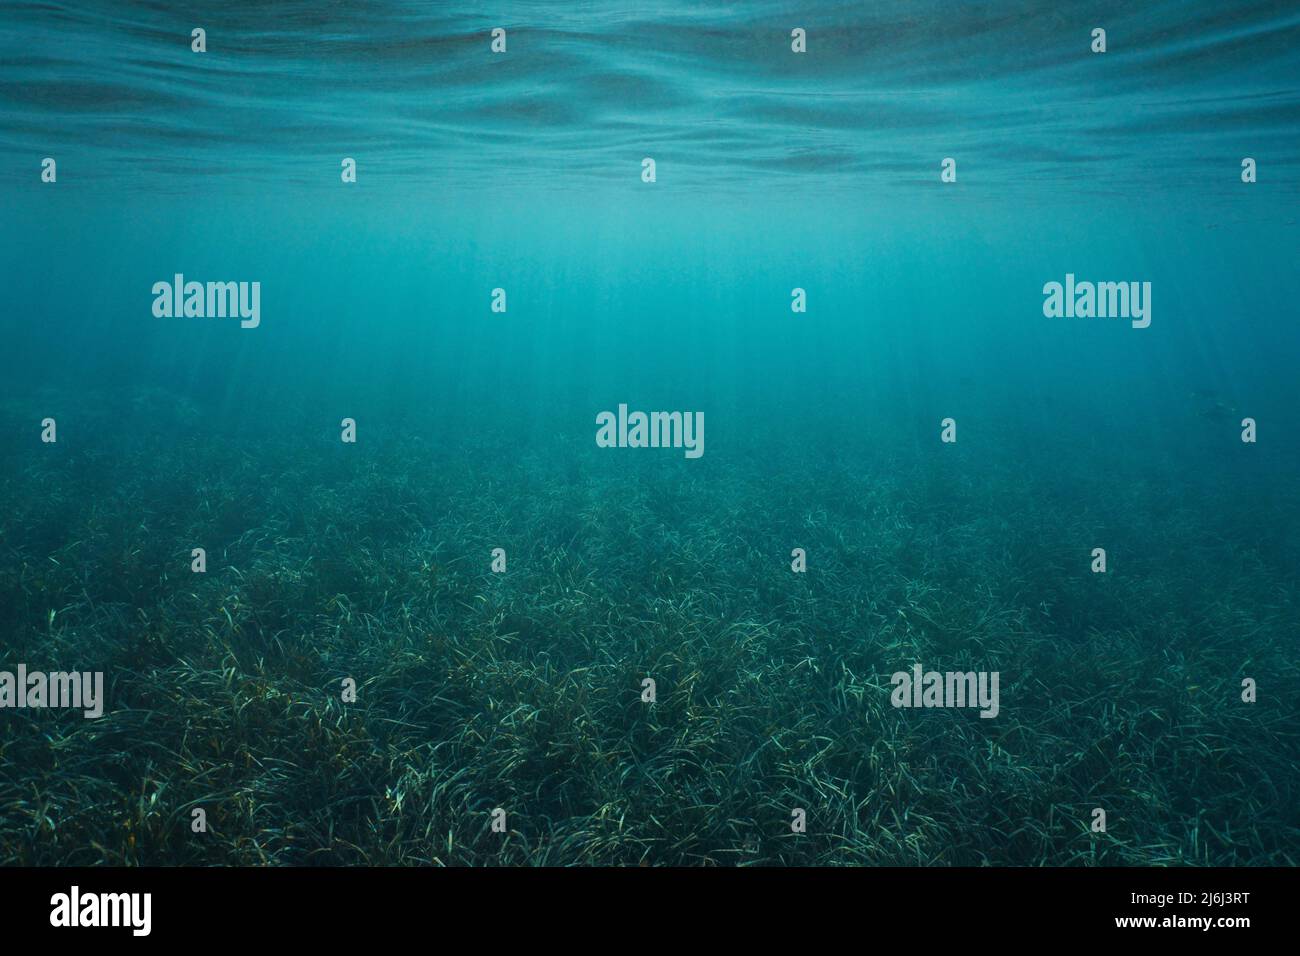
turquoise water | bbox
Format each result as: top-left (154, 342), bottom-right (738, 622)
top-left (0, 2), bottom-right (1298, 865)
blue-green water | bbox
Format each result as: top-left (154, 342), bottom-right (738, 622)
top-left (0, 2), bottom-right (1297, 865)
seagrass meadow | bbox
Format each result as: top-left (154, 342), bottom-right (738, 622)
top-left (0, 381), bottom-right (1297, 866)
top-left (2, 1), bottom-right (1300, 868)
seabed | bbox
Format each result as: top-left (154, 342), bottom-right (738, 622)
top-left (1, 387), bottom-right (1296, 866)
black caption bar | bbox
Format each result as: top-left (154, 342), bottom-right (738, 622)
top-left (0, 866), bottom-right (1279, 942)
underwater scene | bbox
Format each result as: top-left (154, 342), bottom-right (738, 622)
top-left (1, 1), bottom-right (1298, 867)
